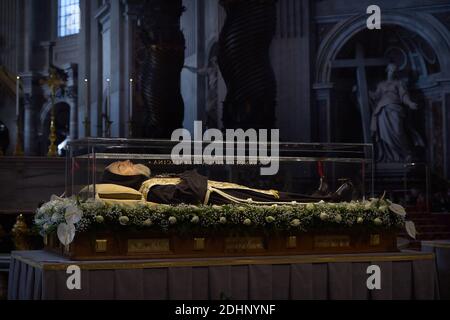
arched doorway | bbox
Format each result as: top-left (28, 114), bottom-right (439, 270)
top-left (330, 24), bottom-right (438, 150)
top-left (40, 102), bottom-right (71, 156)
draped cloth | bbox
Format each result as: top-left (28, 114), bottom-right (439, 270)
top-left (8, 250), bottom-right (440, 300)
top-left (139, 170), bottom-right (335, 205)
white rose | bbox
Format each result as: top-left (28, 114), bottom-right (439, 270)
top-left (119, 216), bottom-right (129, 225)
top-left (357, 217), bottom-right (364, 224)
top-left (290, 219), bottom-right (301, 227)
top-left (143, 219), bottom-right (153, 227)
top-left (374, 218), bottom-right (383, 226)
top-left (219, 217), bottom-right (227, 224)
top-left (95, 215), bottom-right (104, 223)
top-left (191, 215), bottom-right (200, 224)
top-left (291, 201), bottom-right (297, 205)
top-left (243, 219), bottom-right (252, 226)
top-left (319, 212), bottom-right (329, 221)
top-left (335, 214), bottom-right (343, 223)
top-left (246, 198), bottom-right (253, 204)
top-left (168, 216), bottom-right (177, 225)
top-left (306, 203), bottom-right (315, 210)
top-left (265, 216), bottom-right (275, 223)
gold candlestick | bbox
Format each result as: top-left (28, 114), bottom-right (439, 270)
top-left (14, 117), bottom-right (24, 156)
top-left (40, 68), bottom-right (66, 157)
top-left (47, 106), bottom-right (58, 157)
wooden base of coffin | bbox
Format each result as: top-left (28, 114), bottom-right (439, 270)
top-left (44, 230), bottom-right (398, 261)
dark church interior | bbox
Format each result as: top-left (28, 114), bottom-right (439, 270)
top-left (0, 0), bottom-right (450, 302)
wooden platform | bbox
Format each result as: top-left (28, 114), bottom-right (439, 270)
top-left (45, 230), bottom-right (398, 260)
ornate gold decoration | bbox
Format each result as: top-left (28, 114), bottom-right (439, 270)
top-left (128, 238), bottom-right (171, 254)
top-left (370, 234), bottom-right (381, 246)
top-left (225, 237), bottom-right (265, 252)
top-left (314, 235), bottom-right (350, 249)
top-left (286, 236), bottom-right (297, 249)
top-left (11, 214), bottom-right (30, 250)
top-left (193, 238), bottom-right (206, 251)
top-left (95, 239), bottom-right (108, 253)
top-left (40, 68), bottom-right (66, 157)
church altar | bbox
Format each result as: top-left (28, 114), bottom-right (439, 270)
top-left (8, 250), bottom-right (439, 300)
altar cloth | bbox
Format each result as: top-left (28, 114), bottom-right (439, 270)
top-left (8, 250), bottom-right (439, 300)
top-left (422, 240), bottom-right (450, 299)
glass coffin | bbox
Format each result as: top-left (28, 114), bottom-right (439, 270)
top-left (65, 138), bottom-right (374, 204)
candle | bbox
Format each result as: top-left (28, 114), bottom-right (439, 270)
top-left (129, 78), bottom-right (133, 120)
top-left (106, 78), bottom-right (111, 119)
top-left (84, 78), bottom-right (89, 115)
top-left (16, 76), bottom-right (20, 117)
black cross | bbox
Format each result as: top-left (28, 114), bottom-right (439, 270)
top-left (332, 43), bottom-right (388, 143)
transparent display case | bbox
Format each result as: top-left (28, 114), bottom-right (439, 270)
top-left (65, 138), bottom-right (374, 203)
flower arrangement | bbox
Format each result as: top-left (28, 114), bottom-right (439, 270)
top-left (34, 197), bottom-right (414, 246)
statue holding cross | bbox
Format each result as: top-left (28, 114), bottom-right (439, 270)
top-left (331, 43), bottom-right (389, 144)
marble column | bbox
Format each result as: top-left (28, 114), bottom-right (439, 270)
top-left (137, 0), bottom-right (185, 138)
top-left (21, 73), bottom-right (39, 156)
top-left (218, 0), bottom-right (278, 130)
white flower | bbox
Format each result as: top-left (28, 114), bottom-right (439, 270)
top-left (237, 206), bottom-right (246, 212)
top-left (243, 219), bottom-right (252, 226)
top-left (373, 218), bottom-right (383, 226)
top-left (290, 219), bottom-right (301, 227)
top-left (51, 213), bottom-right (61, 223)
top-left (291, 201), bottom-right (297, 205)
top-left (143, 219), bottom-right (153, 227)
top-left (318, 200), bottom-right (325, 204)
top-left (346, 203), bottom-right (357, 210)
top-left (246, 198), bottom-right (253, 204)
top-left (119, 216), bottom-right (129, 225)
top-left (95, 215), bottom-right (104, 223)
top-left (57, 222), bottom-right (76, 246)
top-left (212, 205), bottom-right (222, 210)
top-left (319, 212), bottom-right (329, 221)
top-left (191, 215), bottom-right (200, 224)
top-left (265, 216), bottom-right (275, 223)
top-left (272, 204), bottom-right (278, 208)
top-left (65, 205), bottom-right (83, 225)
top-left (357, 217), bottom-right (364, 224)
top-left (168, 216), bottom-right (177, 225)
top-left (379, 205), bottom-right (388, 213)
top-left (335, 214), bottom-right (342, 223)
top-left (219, 217), bottom-right (227, 224)
top-left (306, 203), bottom-right (315, 210)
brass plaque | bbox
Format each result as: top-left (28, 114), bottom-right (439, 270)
top-left (370, 234), bottom-right (381, 246)
top-left (95, 239), bottom-right (108, 253)
top-left (128, 238), bottom-right (171, 254)
top-left (286, 236), bottom-right (297, 249)
top-left (225, 237), bottom-right (265, 252)
top-left (314, 235), bottom-right (350, 249)
top-left (193, 238), bottom-right (206, 251)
